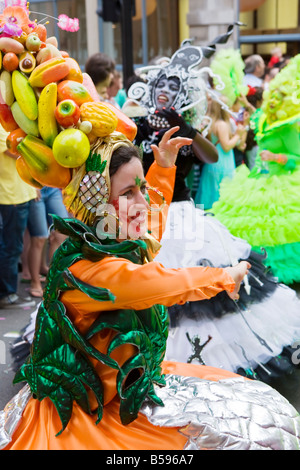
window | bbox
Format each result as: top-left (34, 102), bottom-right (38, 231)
top-left (100, 0), bottom-right (179, 66)
top-left (27, 0), bottom-right (87, 67)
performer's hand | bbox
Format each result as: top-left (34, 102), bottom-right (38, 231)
top-left (224, 261), bottom-right (251, 300)
top-left (151, 126), bottom-right (193, 168)
top-left (261, 150), bottom-right (287, 164)
top-left (158, 107), bottom-right (197, 139)
top-left (260, 150), bottom-right (274, 161)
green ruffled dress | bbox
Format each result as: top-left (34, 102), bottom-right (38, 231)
top-left (211, 117), bottom-right (300, 284)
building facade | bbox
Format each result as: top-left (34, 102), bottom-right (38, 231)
top-left (26, 0), bottom-right (300, 70)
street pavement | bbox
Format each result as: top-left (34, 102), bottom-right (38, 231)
top-left (1, 276), bottom-right (300, 413)
top-left (0, 277), bottom-right (37, 408)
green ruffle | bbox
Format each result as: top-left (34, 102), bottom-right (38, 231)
top-left (212, 164), bottom-right (300, 248)
top-left (254, 242), bottom-right (300, 285)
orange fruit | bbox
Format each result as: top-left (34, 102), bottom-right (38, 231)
top-left (3, 52), bottom-right (19, 72)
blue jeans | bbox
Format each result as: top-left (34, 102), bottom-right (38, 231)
top-left (27, 187), bottom-right (68, 237)
top-left (0, 202), bottom-right (30, 299)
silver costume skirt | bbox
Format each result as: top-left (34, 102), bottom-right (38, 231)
top-left (1, 374), bottom-right (300, 450)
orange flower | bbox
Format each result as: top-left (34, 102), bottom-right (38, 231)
top-left (0, 6), bottom-right (33, 34)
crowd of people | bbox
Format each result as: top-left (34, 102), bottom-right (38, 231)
top-left (1, 19), bottom-right (300, 450)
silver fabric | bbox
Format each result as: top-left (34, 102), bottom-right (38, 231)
top-left (140, 375), bottom-right (300, 450)
top-left (1, 376), bottom-right (300, 450)
top-left (0, 384), bottom-right (31, 450)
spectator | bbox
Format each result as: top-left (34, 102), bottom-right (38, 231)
top-left (263, 66), bottom-right (279, 90)
top-left (0, 125), bottom-right (36, 309)
top-left (195, 98), bottom-right (246, 209)
top-left (21, 187), bottom-right (68, 298)
top-left (85, 52), bottom-right (115, 100)
top-left (244, 87), bottom-right (264, 169)
top-left (106, 70), bottom-right (125, 109)
top-left (267, 46), bottom-right (283, 68)
top-left (243, 54), bottom-right (266, 88)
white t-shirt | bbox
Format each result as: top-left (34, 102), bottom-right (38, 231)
top-left (243, 74), bottom-right (263, 88)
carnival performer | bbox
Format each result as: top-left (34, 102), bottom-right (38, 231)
top-left (211, 54), bottom-right (300, 285)
top-left (1, 5), bottom-right (300, 449)
top-left (3, 126), bottom-right (300, 451)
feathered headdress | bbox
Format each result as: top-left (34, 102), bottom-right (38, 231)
top-left (210, 48), bottom-right (249, 107)
top-left (261, 53), bottom-right (300, 127)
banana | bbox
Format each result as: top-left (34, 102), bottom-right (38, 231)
top-left (11, 101), bottom-right (39, 136)
top-left (12, 70), bottom-right (38, 121)
top-left (38, 82), bottom-right (58, 147)
top-left (0, 70), bottom-right (15, 106)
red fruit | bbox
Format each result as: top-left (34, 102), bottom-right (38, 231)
top-left (6, 128), bottom-right (27, 155)
top-left (55, 99), bottom-right (81, 128)
top-left (0, 103), bottom-right (19, 132)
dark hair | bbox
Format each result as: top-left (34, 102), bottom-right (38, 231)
top-left (85, 53), bottom-right (115, 86)
top-left (247, 87), bottom-right (263, 108)
top-left (109, 145), bottom-right (142, 178)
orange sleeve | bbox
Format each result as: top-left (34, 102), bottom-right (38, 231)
top-left (145, 162), bottom-right (176, 243)
top-left (146, 161), bottom-right (176, 206)
top-left (65, 257), bottom-right (235, 313)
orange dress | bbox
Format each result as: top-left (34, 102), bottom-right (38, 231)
top-left (2, 162), bottom-right (239, 451)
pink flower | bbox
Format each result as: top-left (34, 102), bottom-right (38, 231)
top-left (57, 14), bottom-right (79, 32)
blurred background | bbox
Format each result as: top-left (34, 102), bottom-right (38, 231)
top-left (28, 0), bottom-right (300, 82)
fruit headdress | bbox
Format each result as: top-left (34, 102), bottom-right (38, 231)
top-left (0, 1), bottom-right (137, 225)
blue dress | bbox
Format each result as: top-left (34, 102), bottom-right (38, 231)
top-left (195, 134), bottom-right (236, 209)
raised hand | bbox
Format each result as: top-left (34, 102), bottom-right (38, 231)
top-left (150, 126), bottom-right (193, 168)
top-left (158, 107), bottom-right (197, 138)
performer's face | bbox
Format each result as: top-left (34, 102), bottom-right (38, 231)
top-left (109, 157), bottom-right (149, 239)
top-left (154, 76), bottom-right (180, 112)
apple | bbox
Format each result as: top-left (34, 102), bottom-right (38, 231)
top-left (55, 99), bottom-right (81, 128)
top-left (52, 128), bottom-right (90, 168)
top-left (25, 33), bottom-right (42, 52)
